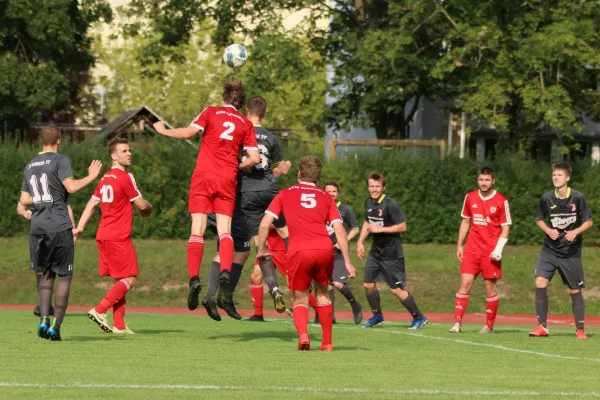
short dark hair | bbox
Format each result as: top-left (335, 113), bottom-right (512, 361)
top-left (323, 181), bottom-right (339, 190)
top-left (107, 136), bottom-right (129, 157)
top-left (40, 125), bottom-right (61, 146)
top-left (478, 167), bottom-right (495, 178)
top-left (299, 155), bottom-right (322, 183)
top-left (222, 79), bottom-right (246, 110)
top-left (366, 172), bottom-right (385, 186)
top-left (552, 162), bottom-right (571, 176)
top-left (247, 96), bottom-right (267, 118)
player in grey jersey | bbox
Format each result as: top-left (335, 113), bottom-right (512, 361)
top-left (18, 125), bottom-right (101, 341)
top-left (529, 163), bottom-right (593, 339)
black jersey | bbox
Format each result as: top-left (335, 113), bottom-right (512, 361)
top-left (237, 126), bottom-right (283, 193)
top-left (364, 195), bottom-right (406, 259)
top-left (537, 188), bottom-right (592, 257)
top-left (328, 202), bottom-right (359, 245)
top-left (21, 152), bottom-right (73, 234)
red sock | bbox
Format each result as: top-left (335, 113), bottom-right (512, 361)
top-left (317, 302), bottom-right (333, 346)
top-left (308, 293), bottom-right (318, 310)
top-left (219, 234), bottom-right (234, 273)
top-left (454, 292), bottom-right (469, 323)
top-left (113, 297), bottom-right (126, 330)
top-left (293, 305), bottom-right (309, 338)
top-left (187, 235), bottom-right (204, 278)
top-left (486, 294), bottom-right (500, 329)
top-left (250, 285), bottom-right (264, 316)
top-left (96, 279), bottom-right (131, 314)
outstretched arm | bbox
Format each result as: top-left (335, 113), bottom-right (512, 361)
top-left (153, 121), bottom-right (199, 140)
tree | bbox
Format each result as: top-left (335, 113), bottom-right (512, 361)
top-left (0, 0), bottom-right (112, 132)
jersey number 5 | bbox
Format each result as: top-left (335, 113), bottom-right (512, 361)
top-left (300, 193), bottom-right (316, 208)
top-left (219, 122), bottom-right (235, 141)
top-left (100, 185), bottom-right (114, 203)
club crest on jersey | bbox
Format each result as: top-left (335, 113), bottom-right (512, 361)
top-left (490, 207), bottom-right (496, 213)
top-left (570, 204), bottom-right (576, 212)
top-left (377, 209), bottom-right (383, 216)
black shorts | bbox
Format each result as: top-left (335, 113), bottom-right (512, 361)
top-left (29, 230), bottom-right (74, 277)
top-left (239, 190), bottom-right (286, 236)
top-left (364, 254), bottom-right (406, 289)
top-left (535, 250), bottom-right (585, 290)
top-left (330, 251), bottom-right (348, 284)
top-left (208, 210), bottom-right (250, 253)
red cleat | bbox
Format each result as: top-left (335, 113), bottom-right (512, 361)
top-left (528, 324), bottom-right (549, 337)
top-left (576, 330), bottom-right (587, 339)
top-left (298, 333), bottom-right (310, 351)
top-left (319, 344), bottom-right (333, 352)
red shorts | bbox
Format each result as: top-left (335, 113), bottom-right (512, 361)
top-left (270, 250), bottom-right (288, 276)
top-left (461, 252), bottom-right (502, 279)
top-left (96, 239), bottom-right (139, 279)
top-left (287, 249), bottom-right (334, 292)
top-left (188, 172), bottom-right (236, 216)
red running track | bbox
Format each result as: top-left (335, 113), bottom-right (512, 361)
top-left (2, 304), bottom-right (599, 326)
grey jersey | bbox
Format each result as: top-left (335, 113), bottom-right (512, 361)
top-left (238, 126), bottom-right (283, 193)
top-left (328, 202), bottom-right (359, 246)
top-left (364, 195), bottom-right (406, 259)
top-left (21, 152), bottom-right (73, 234)
top-left (537, 189), bottom-right (592, 258)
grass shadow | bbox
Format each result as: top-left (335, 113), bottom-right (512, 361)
top-left (135, 329), bottom-right (186, 334)
top-left (207, 330), bottom-right (297, 342)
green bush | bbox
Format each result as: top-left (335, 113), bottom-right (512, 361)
top-left (2, 139), bottom-right (598, 245)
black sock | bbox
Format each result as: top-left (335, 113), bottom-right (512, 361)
top-left (205, 261), bottom-right (221, 301)
top-left (328, 287), bottom-right (335, 316)
top-left (535, 287), bottom-right (549, 328)
top-left (259, 256), bottom-right (279, 292)
top-left (365, 290), bottom-right (382, 315)
top-left (227, 262), bottom-right (244, 302)
top-left (39, 272), bottom-right (55, 318)
top-left (338, 284), bottom-right (357, 305)
top-left (36, 274), bottom-right (42, 307)
top-left (52, 274), bottom-right (72, 329)
top-left (570, 291), bottom-right (585, 330)
top-left (400, 293), bottom-right (423, 319)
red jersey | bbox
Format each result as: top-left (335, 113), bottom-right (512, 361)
top-left (266, 182), bottom-right (342, 256)
top-left (267, 228), bottom-right (286, 252)
top-left (92, 167), bottom-right (142, 241)
top-left (461, 190), bottom-right (511, 255)
top-left (190, 105), bottom-right (258, 182)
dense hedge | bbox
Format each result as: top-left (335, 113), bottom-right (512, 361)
top-left (2, 138), bottom-right (599, 245)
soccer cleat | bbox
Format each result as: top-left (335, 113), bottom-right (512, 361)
top-left (332, 318), bottom-right (337, 325)
top-left (37, 317), bottom-right (50, 339)
top-left (528, 324), bottom-right (549, 337)
top-left (247, 314), bottom-right (265, 322)
top-left (271, 288), bottom-right (286, 313)
top-left (33, 305), bottom-right (54, 317)
top-left (479, 325), bottom-right (494, 334)
top-left (187, 277), bottom-right (202, 311)
top-left (362, 314), bottom-right (384, 328)
top-left (217, 298), bottom-right (242, 320)
top-left (449, 323), bottom-right (462, 333)
top-left (298, 333), bottom-right (310, 351)
top-left (113, 325), bottom-right (135, 334)
top-left (88, 308), bottom-right (113, 333)
top-left (319, 344), bottom-right (334, 352)
top-left (408, 316), bottom-right (428, 330)
top-left (201, 299), bottom-right (221, 321)
top-left (352, 303), bottom-right (363, 325)
top-left (47, 327), bottom-right (61, 341)
top-left (285, 308), bottom-right (293, 318)
top-left (576, 329), bottom-right (587, 339)
top-left (216, 270), bottom-right (230, 307)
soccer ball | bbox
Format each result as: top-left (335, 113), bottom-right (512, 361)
top-left (223, 44), bottom-right (247, 68)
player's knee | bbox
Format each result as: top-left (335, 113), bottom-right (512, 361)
top-left (535, 277), bottom-right (548, 288)
top-left (568, 288), bottom-right (581, 295)
top-left (391, 287), bottom-right (408, 299)
top-left (250, 268), bottom-right (263, 284)
top-left (363, 282), bottom-right (375, 291)
top-left (124, 277), bottom-right (137, 287)
top-left (333, 281), bottom-right (345, 290)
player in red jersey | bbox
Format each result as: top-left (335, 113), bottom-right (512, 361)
top-left (257, 156), bottom-right (356, 351)
top-left (75, 137), bottom-right (153, 334)
top-left (451, 167), bottom-right (511, 334)
top-left (153, 80), bottom-right (260, 311)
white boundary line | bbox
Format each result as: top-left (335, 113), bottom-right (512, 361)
top-left (1, 382), bottom-right (600, 397)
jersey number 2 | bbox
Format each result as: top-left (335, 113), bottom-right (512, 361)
top-left (29, 174), bottom-right (53, 203)
top-left (219, 122), bottom-right (235, 141)
top-left (300, 193), bottom-right (316, 208)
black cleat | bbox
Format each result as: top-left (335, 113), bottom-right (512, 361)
top-left (217, 270), bottom-right (230, 306)
top-left (217, 298), bottom-right (242, 320)
top-left (271, 288), bottom-right (286, 313)
top-left (47, 327), bottom-right (61, 341)
top-left (34, 305), bottom-right (54, 317)
top-left (187, 277), bottom-right (202, 311)
top-left (352, 303), bottom-right (363, 325)
top-left (332, 318), bottom-right (337, 325)
top-left (37, 317), bottom-right (50, 339)
top-left (201, 298), bottom-right (221, 321)
top-left (247, 314), bottom-right (265, 322)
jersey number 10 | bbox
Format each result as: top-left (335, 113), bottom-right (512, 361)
top-left (100, 185), bottom-right (114, 203)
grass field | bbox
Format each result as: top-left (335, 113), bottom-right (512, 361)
top-left (0, 310), bottom-right (598, 399)
top-left (2, 237), bottom-right (600, 315)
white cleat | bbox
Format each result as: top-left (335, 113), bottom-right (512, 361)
top-left (449, 323), bottom-right (461, 333)
top-left (88, 308), bottom-right (112, 333)
top-left (479, 325), bottom-right (494, 334)
top-left (113, 325), bottom-right (135, 334)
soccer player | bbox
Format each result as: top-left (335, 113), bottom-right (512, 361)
top-left (257, 155), bottom-right (356, 351)
top-left (450, 167), bottom-right (511, 334)
top-left (153, 80), bottom-right (260, 311)
top-left (18, 125), bottom-right (102, 341)
top-left (322, 182), bottom-right (363, 324)
top-left (75, 137), bottom-right (152, 334)
top-left (529, 163), bottom-right (593, 339)
top-left (357, 172), bottom-right (427, 329)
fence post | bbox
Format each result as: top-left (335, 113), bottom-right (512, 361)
top-left (440, 140), bottom-right (447, 160)
top-left (329, 139), bottom-right (337, 160)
